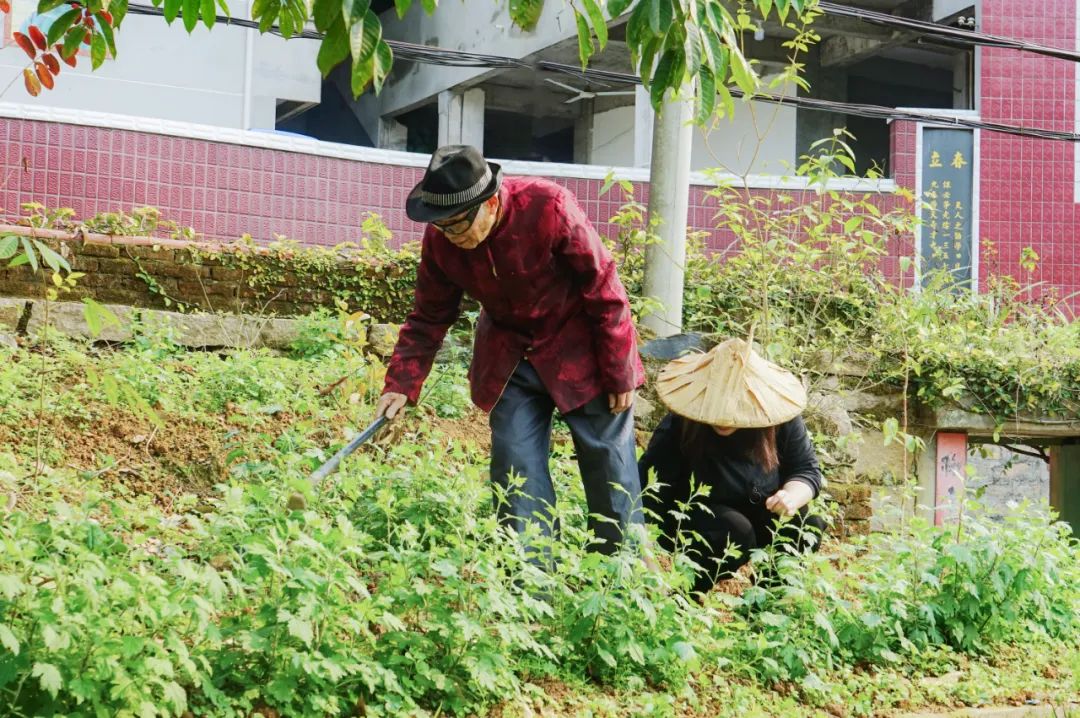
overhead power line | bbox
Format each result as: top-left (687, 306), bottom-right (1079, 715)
top-left (122, 3), bottom-right (1080, 143)
top-left (816, 1), bottom-right (1080, 65)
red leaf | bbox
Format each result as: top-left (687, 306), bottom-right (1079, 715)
top-left (0, 0), bottom-right (11, 13)
top-left (23, 68), bottom-right (41, 97)
top-left (35, 61), bottom-right (55, 90)
top-left (82, 28), bottom-right (92, 45)
top-left (13, 32), bottom-right (37, 60)
top-left (60, 49), bottom-right (78, 67)
top-left (100, 10), bottom-right (112, 23)
top-left (28, 25), bottom-right (47, 51)
top-left (43, 53), bottom-right (60, 75)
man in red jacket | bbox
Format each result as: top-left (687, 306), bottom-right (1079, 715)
top-left (375, 145), bottom-right (645, 553)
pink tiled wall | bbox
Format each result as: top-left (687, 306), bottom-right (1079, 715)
top-left (1, 119), bottom-right (905, 266)
top-left (1, 118), bottom-right (737, 250)
top-left (978, 0), bottom-right (1079, 308)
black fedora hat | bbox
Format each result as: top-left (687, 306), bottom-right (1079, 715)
top-left (406, 145), bottom-right (503, 223)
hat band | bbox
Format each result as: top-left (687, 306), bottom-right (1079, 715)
top-left (421, 166), bottom-right (493, 207)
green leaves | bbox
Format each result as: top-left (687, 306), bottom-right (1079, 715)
top-left (0, 625), bottom-right (19, 655)
top-left (200, 0), bottom-right (216, 29)
top-left (371, 38), bottom-right (393, 93)
top-left (96, 12), bottom-right (118, 56)
top-left (695, 64), bottom-right (715, 124)
top-left (317, 16), bottom-right (349, 76)
top-left (32, 662), bottom-right (62, 698)
top-left (110, 0), bottom-right (129, 27)
top-left (90, 31), bottom-right (107, 69)
top-left (83, 298), bottom-right (120, 338)
top-left (0, 235), bottom-right (18, 261)
top-left (181, 0), bottom-right (200, 31)
top-left (46, 8), bottom-right (81, 47)
top-left (311, 0), bottom-right (339, 31)
top-left (348, 8), bottom-right (381, 96)
top-left (508, 0), bottom-right (544, 30)
top-left (575, 11), bottom-right (594, 68)
top-left (163, 0), bottom-right (181, 23)
top-left (580, 0), bottom-right (607, 49)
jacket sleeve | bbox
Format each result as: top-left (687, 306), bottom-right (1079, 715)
top-left (778, 416), bottom-right (823, 498)
top-left (639, 413), bottom-right (692, 533)
top-left (552, 191), bottom-right (643, 394)
top-left (383, 231), bottom-right (464, 404)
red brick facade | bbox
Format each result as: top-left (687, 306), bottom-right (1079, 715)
top-left (891, 0), bottom-right (1079, 309)
top-left (1, 117), bottom-right (904, 257)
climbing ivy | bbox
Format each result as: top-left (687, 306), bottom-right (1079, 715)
top-left (605, 134), bottom-right (1080, 430)
top-left (6, 197), bottom-right (1079, 428)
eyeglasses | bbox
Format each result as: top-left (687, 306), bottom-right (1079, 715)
top-left (433, 202), bottom-right (483, 235)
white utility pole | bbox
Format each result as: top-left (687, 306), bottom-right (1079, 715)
top-left (642, 85), bottom-right (694, 338)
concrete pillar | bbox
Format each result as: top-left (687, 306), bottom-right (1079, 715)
top-left (573, 99), bottom-right (594, 164)
top-left (379, 117), bottom-right (409, 150)
top-left (913, 428), bottom-right (939, 522)
top-left (912, 430), bottom-right (969, 524)
top-left (952, 52), bottom-right (971, 109)
top-left (642, 84), bottom-right (693, 338)
top-left (1049, 443), bottom-right (1080, 537)
top-left (633, 85), bottom-right (654, 167)
top-left (438, 88), bottom-right (485, 150)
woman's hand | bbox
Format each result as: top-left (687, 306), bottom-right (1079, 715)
top-left (765, 481), bottom-right (814, 516)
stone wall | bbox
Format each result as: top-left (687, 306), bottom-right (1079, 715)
top-left (967, 444), bottom-right (1051, 518)
top-left (0, 226), bottom-right (417, 322)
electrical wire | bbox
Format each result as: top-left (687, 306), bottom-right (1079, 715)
top-left (122, 2), bottom-right (1080, 143)
top-left (816, 1), bottom-right (1080, 65)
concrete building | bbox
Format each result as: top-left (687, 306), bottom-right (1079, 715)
top-left (4, 0), bottom-right (972, 175)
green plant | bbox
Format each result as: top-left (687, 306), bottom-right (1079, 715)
top-left (722, 500), bottom-right (1079, 690)
top-left (0, 333), bottom-right (1076, 717)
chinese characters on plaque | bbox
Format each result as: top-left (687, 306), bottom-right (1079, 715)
top-left (920, 128), bottom-right (975, 287)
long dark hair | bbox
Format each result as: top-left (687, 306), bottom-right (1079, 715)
top-left (679, 418), bottom-right (779, 472)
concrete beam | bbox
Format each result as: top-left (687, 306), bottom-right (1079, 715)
top-left (819, 0), bottom-right (932, 67)
top-left (376, 0), bottom-right (578, 118)
top-left (762, 13), bottom-right (894, 40)
top-left (928, 404), bottom-right (1080, 441)
top-left (482, 85), bottom-right (583, 119)
top-left (821, 32), bottom-right (907, 67)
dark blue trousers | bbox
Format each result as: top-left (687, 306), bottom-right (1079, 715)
top-left (489, 361), bottom-right (643, 554)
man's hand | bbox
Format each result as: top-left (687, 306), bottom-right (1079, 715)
top-left (376, 392), bottom-right (408, 421)
top-left (608, 391), bottom-right (634, 414)
top-left (765, 481), bottom-right (814, 516)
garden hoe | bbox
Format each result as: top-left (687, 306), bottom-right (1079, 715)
top-left (285, 415), bottom-right (388, 511)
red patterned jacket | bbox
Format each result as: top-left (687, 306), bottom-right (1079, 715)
top-left (383, 176), bottom-right (644, 413)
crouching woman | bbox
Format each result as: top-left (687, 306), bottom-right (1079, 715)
top-left (639, 337), bottom-right (827, 595)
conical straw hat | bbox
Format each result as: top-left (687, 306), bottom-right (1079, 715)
top-left (656, 336), bottom-right (807, 428)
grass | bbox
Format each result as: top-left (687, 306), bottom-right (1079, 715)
top-left (0, 329), bottom-right (1076, 718)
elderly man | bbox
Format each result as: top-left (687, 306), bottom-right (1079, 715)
top-left (375, 145), bottom-right (644, 553)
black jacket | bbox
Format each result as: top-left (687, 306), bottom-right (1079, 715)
top-left (638, 413), bottom-right (822, 530)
